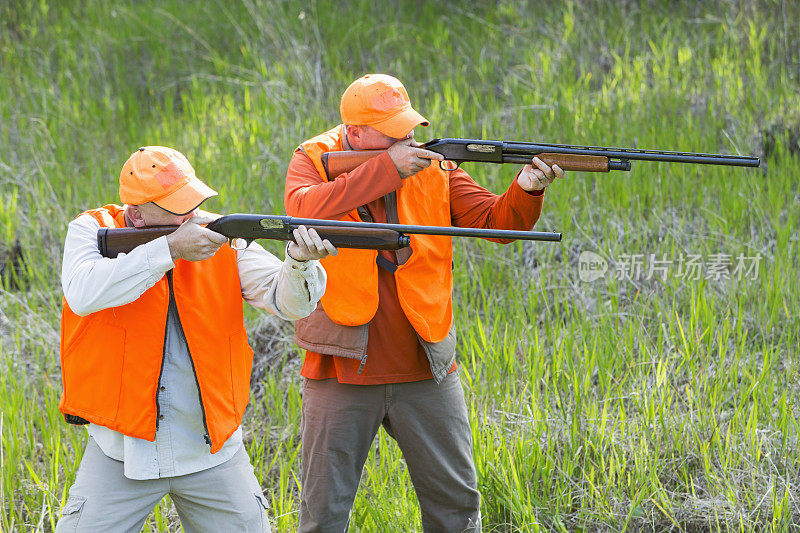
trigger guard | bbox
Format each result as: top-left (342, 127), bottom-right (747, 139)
top-left (439, 160), bottom-right (460, 171)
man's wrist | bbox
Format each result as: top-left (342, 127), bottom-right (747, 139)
top-left (377, 151), bottom-right (404, 184)
top-left (285, 243), bottom-right (308, 263)
top-left (150, 236), bottom-right (177, 272)
top-left (515, 171), bottom-right (545, 196)
top-left (166, 233), bottom-right (180, 261)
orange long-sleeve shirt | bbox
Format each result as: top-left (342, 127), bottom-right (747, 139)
top-left (285, 150), bottom-right (544, 384)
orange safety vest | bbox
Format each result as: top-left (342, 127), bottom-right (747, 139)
top-left (299, 125), bottom-right (453, 343)
top-left (59, 205), bottom-right (253, 453)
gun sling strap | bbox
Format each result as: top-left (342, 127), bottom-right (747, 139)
top-left (357, 191), bottom-right (410, 274)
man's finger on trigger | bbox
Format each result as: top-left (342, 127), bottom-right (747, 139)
top-left (553, 164), bottom-right (565, 178)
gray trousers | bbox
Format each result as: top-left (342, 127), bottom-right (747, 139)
top-left (298, 370), bottom-right (481, 532)
top-left (55, 438), bottom-right (270, 533)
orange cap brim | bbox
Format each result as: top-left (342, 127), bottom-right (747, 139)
top-left (369, 106), bottom-right (430, 139)
top-left (152, 176), bottom-right (218, 215)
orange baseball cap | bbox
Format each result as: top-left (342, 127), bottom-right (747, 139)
top-left (119, 146), bottom-right (217, 215)
top-left (340, 74), bottom-right (429, 138)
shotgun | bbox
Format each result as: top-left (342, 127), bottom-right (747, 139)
top-left (97, 213), bottom-right (562, 258)
top-left (321, 138), bottom-right (761, 178)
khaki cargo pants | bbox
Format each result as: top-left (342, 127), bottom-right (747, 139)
top-left (55, 438), bottom-right (270, 532)
top-left (298, 369), bottom-right (481, 532)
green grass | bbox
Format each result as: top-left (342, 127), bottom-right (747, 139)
top-left (1, 0), bottom-right (799, 530)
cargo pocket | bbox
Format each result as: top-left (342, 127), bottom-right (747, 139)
top-left (254, 492), bottom-right (271, 532)
top-left (58, 496), bottom-right (87, 531)
top-left (293, 305), bottom-right (368, 359)
top-left (61, 321), bottom-right (125, 422)
top-left (418, 324), bottom-right (457, 383)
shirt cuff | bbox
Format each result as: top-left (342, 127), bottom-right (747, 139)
top-left (510, 173), bottom-right (545, 198)
top-left (284, 243), bottom-right (315, 272)
top-left (512, 170), bottom-right (545, 196)
top-left (146, 236), bottom-right (176, 274)
top-left (375, 151), bottom-right (403, 188)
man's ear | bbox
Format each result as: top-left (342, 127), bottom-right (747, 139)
top-left (347, 124), bottom-right (362, 142)
top-left (125, 204), bottom-right (146, 228)
top-left (346, 124), bottom-right (369, 151)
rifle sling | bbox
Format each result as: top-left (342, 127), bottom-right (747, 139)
top-left (356, 192), bottom-right (411, 274)
top-left (384, 192), bottom-right (411, 266)
top-left (376, 255), bottom-right (398, 273)
top-left (356, 205), bottom-right (373, 223)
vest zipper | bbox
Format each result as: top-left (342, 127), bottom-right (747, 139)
top-left (166, 271), bottom-right (213, 448)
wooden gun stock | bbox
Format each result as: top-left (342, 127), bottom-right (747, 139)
top-left (321, 150), bottom-right (385, 179)
top-left (98, 227), bottom-right (177, 258)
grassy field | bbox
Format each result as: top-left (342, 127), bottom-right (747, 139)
top-left (1, 0), bottom-right (799, 530)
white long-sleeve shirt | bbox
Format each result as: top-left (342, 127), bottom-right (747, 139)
top-left (61, 213), bottom-right (326, 479)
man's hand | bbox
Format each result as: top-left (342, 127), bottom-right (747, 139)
top-left (287, 225), bottom-right (338, 261)
top-left (517, 157), bottom-right (565, 192)
top-left (166, 216), bottom-right (227, 262)
top-left (387, 138), bottom-right (444, 179)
